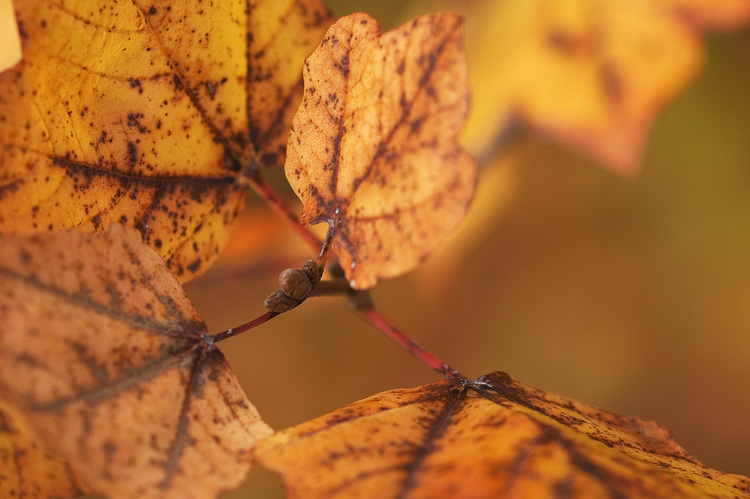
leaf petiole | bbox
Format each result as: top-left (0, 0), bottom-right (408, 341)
top-left (352, 293), bottom-right (464, 381)
top-left (247, 169), bottom-right (322, 252)
top-left (209, 311), bottom-right (277, 343)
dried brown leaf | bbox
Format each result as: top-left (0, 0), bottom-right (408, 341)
top-left (256, 371), bottom-right (750, 498)
top-left (285, 13), bottom-right (477, 289)
top-left (0, 225), bottom-right (272, 498)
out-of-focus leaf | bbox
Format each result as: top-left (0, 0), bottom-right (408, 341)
top-left (285, 13), bottom-right (477, 289)
top-left (247, 1), bottom-right (334, 168)
top-left (256, 371), bottom-right (750, 498)
top-left (0, 0), bottom-right (21, 73)
top-left (0, 0), bottom-right (331, 281)
top-left (415, 0), bottom-right (750, 173)
top-left (0, 225), bottom-right (272, 498)
top-left (415, 152), bottom-right (520, 298)
top-left (0, 402), bottom-right (83, 498)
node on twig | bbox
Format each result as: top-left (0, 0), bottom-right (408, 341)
top-left (264, 259), bottom-right (323, 313)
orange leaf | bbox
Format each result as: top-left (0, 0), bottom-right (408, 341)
top-left (285, 13), bottom-right (477, 289)
top-left (0, 0), bottom-right (21, 73)
top-left (0, 403), bottom-right (83, 498)
top-left (256, 371), bottom-right (750, 498)
top-left (0, 0), bottom-right (331, 281)
top-left (0, 225), bottom-right (272, 498)
top-left (454, 0), bottom-right (750, 173)
top-left (247, 1), bottom-right (334, 168)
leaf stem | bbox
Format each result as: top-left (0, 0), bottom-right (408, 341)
top-left (208, 311), bottom-right (277, 343)
top-left (351, 292), bottom-right (464, 380)
top-left (247, 170), bottom-right (322, 252)
top-left (309, 279), bottom-right (353, 297)
top-left (247, 172), bottom-right (461, 379)
top-left (316, 225), bottom-right (334, 268)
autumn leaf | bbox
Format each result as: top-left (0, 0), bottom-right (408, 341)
top-left (0, 225), bottom-right (272, 498)
top-left (0, 0), bottom-right (331, 281)
top-left (424, 0), bottom-right (750, 173)
top-left (0, 0), bottom-right (21, 73)
top-left (0, 403), bottom-right (83, 498)
top-left (285, 13), bottom-right (477, 289)
top-left (256, 371), bottom-right (750, 498)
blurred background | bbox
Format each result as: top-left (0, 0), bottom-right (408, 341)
top-left (183, 1), bottom-right (750, 496)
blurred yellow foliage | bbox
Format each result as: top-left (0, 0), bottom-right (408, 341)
top-left (0, 403), bottom-right (82, 498)
top-left (410, 0), bottom-right (750, 173)
top-left (0, 0), bottom-right (20, 73)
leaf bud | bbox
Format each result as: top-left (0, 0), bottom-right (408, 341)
top-left (279, 268), bottom-right (312, 300)
top-left (264, 290), bottom-right (297, 314)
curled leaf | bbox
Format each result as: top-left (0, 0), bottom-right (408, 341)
top-left (256, 371), bottom-right (750, 498)
top-left (0, 0), bottom-right (330, 281)
top-left (285, 13), bottom-right (477, 289)
top-left (0, 225), bottom-right (272, 498)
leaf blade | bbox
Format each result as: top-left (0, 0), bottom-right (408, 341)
top-left (0, 225), bottom-right (272, 498)
top-left (285, 13), bottom-right (477, 289)
top-left (256, 371), bottom-right (750, 498)
top-left (0, 0), bottom-right (331, 281)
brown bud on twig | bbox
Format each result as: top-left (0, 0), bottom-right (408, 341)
top-left (279, 268), bottom-right (311, 300)
top-left (265, 259), bottom-right (323, 313)
top-left (264, 290), bottom-right (301, 314)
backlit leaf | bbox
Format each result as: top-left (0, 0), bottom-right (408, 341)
top-left (430, 0), bottom-right (750, 173)
top-left (0, 0), bottom-right (331, 281)
top-left (0, 0), bottom-right (21, 73)
top-left (285, 13), bottom-right (477, 289)
top-left (256, 371), bottom-right (750, 498)
top-left (0, 225), bottom-right (272, 498)
top-left (247, 1), bottom-right (334, 168)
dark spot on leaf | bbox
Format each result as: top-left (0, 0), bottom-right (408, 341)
top-left (128, 78), bottom-right (143, 94)
top-left (126, 141), bottom-right (138, 167)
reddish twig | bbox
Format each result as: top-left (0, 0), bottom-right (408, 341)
top-left (349, 289), bottom-right (464, 380)
top-left (208, 311), bottom-right (277, 343)
top-left (247, 169), bottom-right (322, 252)
top-left (247, 170), bottom-right (462, 380)
top-left (361, 307), bottom-right (463, 380)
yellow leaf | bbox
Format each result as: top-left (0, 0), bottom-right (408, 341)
top-left (285, 12), bottom-right (477, 289)
top-left (0, 225), bottom-right (272, 498)
top-left (0, 0), bottom-right (21, 73)
top-left (0, 402), bottom-right (83, 498)
top-left (256, 371), bottom-right (750, 498)
top-left (0, 0), bottom-right (331, 281)
top-left (247, 1), bottom-right (334, 167)
top-left (421, 0), bottom-right (750, 173)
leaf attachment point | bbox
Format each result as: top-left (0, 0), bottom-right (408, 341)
top-left (285, 12), bottom-right (477, 289)
top-left (264, 258), bottom-right (323, 313)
